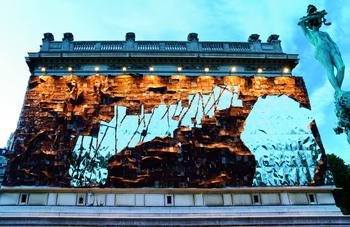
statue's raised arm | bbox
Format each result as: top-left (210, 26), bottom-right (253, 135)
top-left (298, 9), bottom-right (330, 27)
top-left (298, 16), bottom-right (313, 44)
top-left (298, 7), bottom-right (331, 48)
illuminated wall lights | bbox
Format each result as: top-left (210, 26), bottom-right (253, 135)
top-left (177, 66), bottom-right (183, 72)
top-left (146, 75), bottom-right (157, 80)
top-left (95, 66), bottom-right (100, 72)
top-left (68, 67), bottom-right (73, 72)
top-left (199, 76), bottom-right (212, 79)
top-left (257, 68), bottom-right (263, 74)
top-left (122, 66), bottom-right (127, 71)
top-left (171, 75), bottom-right (185, 80)
top-left (283, 67), bottom-right (290, 74)
top-left (230, 66), bottom-right (237, 73)
top-left (204, 67), bottom-right (210, 72)
top-left (40, 67), bottom-right (46, 72)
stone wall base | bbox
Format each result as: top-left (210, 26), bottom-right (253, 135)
top-left (0, 186), bottom-right (349, 226)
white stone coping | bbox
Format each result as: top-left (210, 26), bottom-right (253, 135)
top-left (0, 186), bottom-right (337, 193)
top-left (0, 205), bottom-right (343, 217)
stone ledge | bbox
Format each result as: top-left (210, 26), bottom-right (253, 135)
top-left (0, 186), bottom-right (337, 193)
top-left (0, 211), bottom-right (349, 226)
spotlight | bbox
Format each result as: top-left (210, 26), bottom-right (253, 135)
top-left (204, 67), bottom-right (210, 72)
top-left (177, 66), bottom-right (182, 72)
top-left (41, 67), bottom-right (46, 72)
top-left (95, 66), bottom-right (100, 72)
top-left (257, 68), bottom-right (263, 73)
top-left (122, 66), bottom-right (127, 71)
top-left (230, 66), bottom-right (237, 73)
top-left (68, 67), bottom-right (73, 72)
top-left (149, 66), bottom-right (154, 72)
top-left (283, 67), bottom-right (290, 74)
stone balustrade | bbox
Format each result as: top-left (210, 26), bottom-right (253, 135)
top-left (40, 32), bottom-right (283, 54)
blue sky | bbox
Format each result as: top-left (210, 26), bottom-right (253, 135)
top-left (0, 0), bottom-right (349, 163)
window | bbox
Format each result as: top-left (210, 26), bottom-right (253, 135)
top-left (19, 193), bottom-right (28, 205)
top-left (165, 194), bottom-right (174, 206)
top-left (252, 194), bottom-right (260, 204)
top-left (308, 194), bottom-right (316, 204)
top-left (78, 196), bottom-right (84, 204)
top-left (167, 195), bottom-right (172, 204)
top-left (77, 193), bottom-right (85, 205)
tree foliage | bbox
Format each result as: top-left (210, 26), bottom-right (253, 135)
top-left (327, 154), bottom-right (350, 214)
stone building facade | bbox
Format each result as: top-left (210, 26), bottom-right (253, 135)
top-left (4, 32), bottom-right (330, 188)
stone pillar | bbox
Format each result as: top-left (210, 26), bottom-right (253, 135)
top-left (41, 33), bottom-right (54, 51)
top-left (187, 33), bottom-right (199, 51)
top-left (62, 32), bottom-right (74, 51)
top-left (125, 32), bottom-right (136, 50)
top-left (248, 34), bottom-right (262, 52)
top-left (267, 34), bottom-right (282, 53)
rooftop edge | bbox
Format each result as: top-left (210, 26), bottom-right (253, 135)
top-left (38, 32), bottom-right (284, 54)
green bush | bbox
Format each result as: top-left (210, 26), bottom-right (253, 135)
top-left (327, 154), bottom-right (350, 214)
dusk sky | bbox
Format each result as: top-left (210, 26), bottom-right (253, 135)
top-left (0, 0), bottom-right (349, 163)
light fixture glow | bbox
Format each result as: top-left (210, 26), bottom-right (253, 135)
top-left (122, 66), bottom-right (127, 71)
top-left (147, 75), bottom-right (156, 80)
top-left (40, 67), bottom-right (46, 72)
top-left (95, 66), bottom-right (100, 71)
top-left (230, 66), bottom-right (237, 73)
top-left (283, 67), bottom-right (290, 74)
top-left (68, 67), bottom-right (73, 72)
top-left (257, 68), bottom-right (263, 73)
top-left (204, 67), bottom-right (210, 72)
top-left (149, 66), bottom-right (154, 71)
top-left (177, 66), bottom-right (182, 72)
top-left (118, 75), bottom-right (132, 79)
top-left (171, 75), bottom-right (185, 80)
top-left (199, 76), bottom-right (212, 80)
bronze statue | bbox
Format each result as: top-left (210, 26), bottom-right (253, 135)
top-left (298, 5), bottom-right (350, 143)
top-left (298, 5), bottom-right (344, 92)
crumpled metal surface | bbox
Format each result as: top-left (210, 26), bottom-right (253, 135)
top-left (4, 75), bottom-right (326, 187)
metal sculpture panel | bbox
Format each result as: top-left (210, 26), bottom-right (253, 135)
top-left (4, 75), bottom-right (329, 187)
